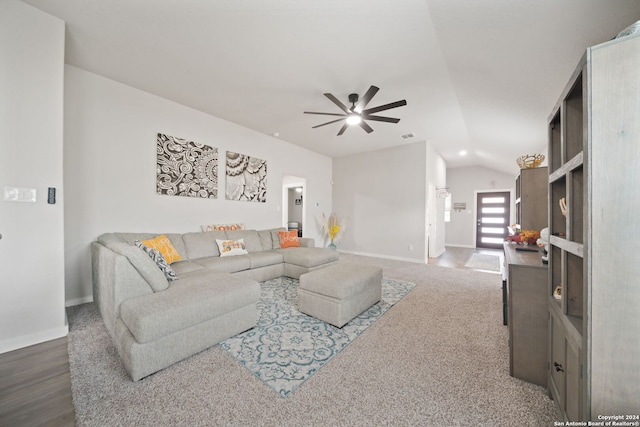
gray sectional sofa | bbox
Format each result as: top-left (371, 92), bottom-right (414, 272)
top-left (91, 227), bottom-right (339, 381)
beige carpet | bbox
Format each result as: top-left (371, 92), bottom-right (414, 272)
top-left (67, 254), bottom-right (558, 426)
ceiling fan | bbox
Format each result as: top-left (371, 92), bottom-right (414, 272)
top-left (304, 85), bottom-right (407, 136)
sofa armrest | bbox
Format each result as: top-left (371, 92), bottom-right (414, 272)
top-left (92, 241), bottom-right (154, 339)
top-left (299, 237), bottom-right (315, 248)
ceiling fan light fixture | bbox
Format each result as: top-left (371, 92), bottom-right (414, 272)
top-left (303, 85), bottom-right (406, 135)
top-left (346, 114), bottom-right (361, 125)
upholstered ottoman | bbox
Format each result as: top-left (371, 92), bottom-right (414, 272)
top-left (298, 263), bottom-right (382, 328)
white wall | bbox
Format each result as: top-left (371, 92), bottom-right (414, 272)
top-left (63, 66), bottom-right (332, 304)
top-left (332, 141), bottom-right (430, 262)
top-left (445, 165), bottom-right (516, 248)
top-left (0, 1), bottom-right (67, 353)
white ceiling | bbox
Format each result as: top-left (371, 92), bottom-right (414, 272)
top-left (22, 0), bottom-right (640, 175)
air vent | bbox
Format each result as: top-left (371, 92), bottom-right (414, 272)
top-left (401, 133), bottom-right (415, 139)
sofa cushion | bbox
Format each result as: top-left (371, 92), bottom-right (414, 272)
top-left (119, 270), bottom-right (260, 344)
top-left (298, 237), bottom-right (315, 248)
top-left (193, 255), bottom-right (251, 273)
top-left (107, 241), bottom-right (169, 292)
top-left (257, 230), bottom-right (274, 251)
top-left (246, 251), bottom-right (284, 269)
top-left (163, 233), bottom-right (188, 260)
top-left (170, 260), bottom-right (206, 275)
top-left (280, 247), bottom-right (339, 268)
top-left (183, 231), bottom-right (227, 259)
top-left (111, 232), bottom-right (156, 245)
top-left (225, 230), bottom-right (262, 252)
top-left (97, 233), bottom-right (127, 248)
top-left (268, 227), bottom-right (287, 249)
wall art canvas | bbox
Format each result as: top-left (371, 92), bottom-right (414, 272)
top-left (225, 151), bottom-right (267, 202)
top-left (156, 133), bottom-right (218, 199)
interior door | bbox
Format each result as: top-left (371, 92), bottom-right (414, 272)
top-left (476, 191), bottom-right (510, 249)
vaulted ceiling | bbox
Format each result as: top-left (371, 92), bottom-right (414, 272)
top-left (22, 0), bottom-right (640, 175)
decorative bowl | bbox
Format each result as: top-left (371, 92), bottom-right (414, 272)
top-left (516, 153), bottom-right (545, 169)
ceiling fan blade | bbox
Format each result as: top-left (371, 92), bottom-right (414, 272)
top-left (324, 93), bottom-right (350, 114)
top-left (362, 114), bottom-right (400, 124)
top-left (363, 99), bottom-right (407, 115)
top-left (359, 120), bottom-right (374, 133)
top-left (354, 85), bottom-right (379, 113)
top-left (304, 111), bottom-right (347, 117)
top-left (312, 118), bottom-right (346, 129)
top-left (337, 123), bottom-right (349, 136)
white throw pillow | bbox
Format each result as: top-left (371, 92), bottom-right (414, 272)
top-left (215, 238), bottom-right (249, 257)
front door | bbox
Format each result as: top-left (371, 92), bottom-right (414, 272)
top-left (476, 191), bottom-right (510, 249)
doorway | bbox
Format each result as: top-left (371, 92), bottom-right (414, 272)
top-left (282, 175), bottom-right (306, 237)
top-left (475, 191), bottom-right (510, 249)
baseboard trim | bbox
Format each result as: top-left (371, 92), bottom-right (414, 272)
top-left (0, 325), bottom-right (69, 355)
top-left (338, 249), bottom-right (425, 264)
top-left (66, 295), bottom-right (94, 307)
top-left (444, 243), bottom-right (476, 249)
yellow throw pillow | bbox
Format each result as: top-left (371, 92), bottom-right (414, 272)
top-left (141, 235), bottom-right (182, 264)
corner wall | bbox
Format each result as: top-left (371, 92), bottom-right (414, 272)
top-left (332, 141), bottom-right (430, 262)
top-left (0, 1), bottom-right (67, 353)
top-left (63, 66), bottom-right (333, 304)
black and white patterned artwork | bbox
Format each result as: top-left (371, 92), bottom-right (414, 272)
top-left (156, 133), bottom-right (218, 199)
top-left (225, 151), bottom-right (267, 202)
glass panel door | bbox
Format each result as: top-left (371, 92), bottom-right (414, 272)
top-left (476, 192), bottom-right (511, 249)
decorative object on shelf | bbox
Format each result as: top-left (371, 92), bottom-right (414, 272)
top-left (553, 285), bottom-right (562, 300)
top-left (507, 229), bottom-right (540, 245)
top-left (322, 212), bottom-right (346, 250)
top-left (537, 227), bottom-right (550, 264)
top-left (156, 133), bottom-right (218, 199)
top-left (516, 153), bottom-right (545, 169)
top-left (559, 198), bottom-right (567, 217)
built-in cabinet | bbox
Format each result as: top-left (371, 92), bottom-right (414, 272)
top-left (514, 167), bottom-right (548, 232)
top-left (504, 243), bottom-right (548, 387)
top-left (547, 34), bottom-right (640, 420)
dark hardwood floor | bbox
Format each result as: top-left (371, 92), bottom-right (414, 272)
top-left (0, 246), bottom-right (497, 426)
top-left (0, 337), bottom-right (75, 427)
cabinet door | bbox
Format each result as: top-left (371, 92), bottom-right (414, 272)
top-left (509, 265), bottom-right (548, 386)
top-left (565, 338), bottom-right (582, 420)
top-left (549, 311), bottom-right (566, 408)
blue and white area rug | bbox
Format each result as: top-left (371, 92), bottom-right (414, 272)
top-left (220, 276), bottom-right (415, 397)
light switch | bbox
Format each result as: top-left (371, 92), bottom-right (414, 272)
top-left (4, 187), bottom-right (37, 203)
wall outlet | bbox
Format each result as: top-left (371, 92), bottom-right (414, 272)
top-left (408, 245), bottom-right (414, 251)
